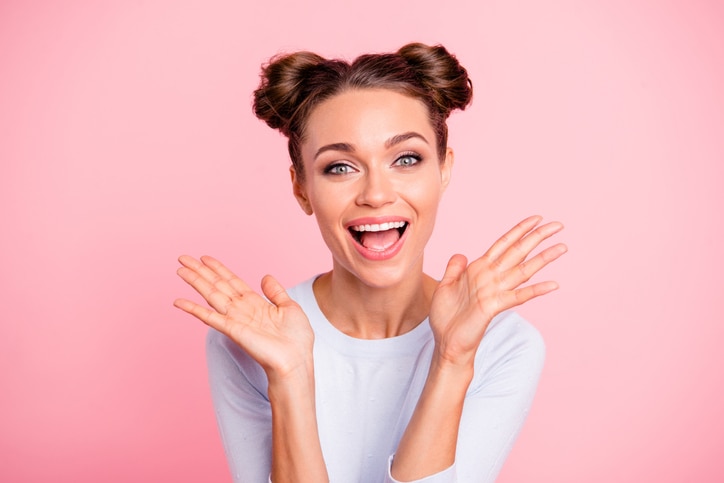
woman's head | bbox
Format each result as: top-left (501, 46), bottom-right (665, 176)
top-left (253, 43), bottom-right (473, 180)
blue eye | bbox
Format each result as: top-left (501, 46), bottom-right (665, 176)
top-left (325, 163), bottom-right (354, 175)
top-left (394, 153), bottom-right (422, 167)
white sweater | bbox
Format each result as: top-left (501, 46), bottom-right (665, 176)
top-left (207, 277), bottom-right (545, 483)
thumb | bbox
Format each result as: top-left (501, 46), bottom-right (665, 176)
top-left (260, 274), bottom-right (294, 308)
top-left (439, 254), bottom-right (468, 287)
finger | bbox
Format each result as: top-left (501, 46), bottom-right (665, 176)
top-left (439, 254), bottom-right (468, 287)
top-left (200, 255), bottom-right (255, 295)
top-left (178, 255), bottom-right (239, 299)
top-left (176, 266), bottom-right (233, 314)
top-left (173, 298), bottom-right (228, 332)
top-left (484, 215), bottom-right (542, 263)
top-left (495, 221), bottom-right (564, 270)
top-left (260, 274), bottom-right (294, 308)
top-left (499, 280), bottom-right (560, 310)
top-left (502, 243), bottom-right (568, 288)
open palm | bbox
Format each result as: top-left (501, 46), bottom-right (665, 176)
top-left (174, 255), bottom-right (314, 377)
top-left (429, 216), bottom-right (567, 366)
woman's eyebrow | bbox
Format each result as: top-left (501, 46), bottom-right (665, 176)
top-left (313, 132), bottom-right (428, 160)
top-left (385, 132), bottom-right (429, 148)
top-left (314, 142), bottom-right (354, 160)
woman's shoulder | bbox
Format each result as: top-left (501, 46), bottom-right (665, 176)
top-left (484, 310), bottom-right (545, 352)
top-left (470, 311), bottom-right (546, 393)
top-left (206, 326), bottom-right (269, 394)
top-left (285, 275), bottom-right (317, 307)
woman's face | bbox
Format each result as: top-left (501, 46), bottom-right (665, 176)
top-left (293, 88), bottom-right (453, 289)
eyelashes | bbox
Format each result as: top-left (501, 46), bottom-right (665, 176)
top-left (324, 163), bottom-right (354, 175)
top-left (394, 152), bottom-right (423, 167)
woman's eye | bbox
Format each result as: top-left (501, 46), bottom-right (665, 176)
top-left (394, 154), bottom-right (422, 167)
top-left (325, 163), bottom-right (354, 175)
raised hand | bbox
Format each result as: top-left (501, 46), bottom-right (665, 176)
top-left (174, 255), bottom-right (314, 379)
top-left (429, 216), bottom-right (567, 367)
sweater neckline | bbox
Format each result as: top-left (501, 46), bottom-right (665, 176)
top-left (293, 276), bottom-right (433, 358)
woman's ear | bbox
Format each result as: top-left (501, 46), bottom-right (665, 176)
top-left (290, 166), bottom-right (314, 215)
top-left (441, 147), bottom-right (454, 191)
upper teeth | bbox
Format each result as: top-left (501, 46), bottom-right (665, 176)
top-left (351, 221), bottom-right (406, 232)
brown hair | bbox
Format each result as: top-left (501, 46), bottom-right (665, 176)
top-left (253, 43), bottom-right (473, 180)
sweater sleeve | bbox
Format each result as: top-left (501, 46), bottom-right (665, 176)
top-left (455, 311), bottom-right (546, 482)
top-left (384, 455), bottom-right (457, 483)
top-left (206, 329), bottom-right (273, 483)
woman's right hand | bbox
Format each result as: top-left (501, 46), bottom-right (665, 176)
top-left (174, 255), bottom-right (314, 380)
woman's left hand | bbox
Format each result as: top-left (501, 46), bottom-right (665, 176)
top-left (429, 215), bottom-right (567, 368)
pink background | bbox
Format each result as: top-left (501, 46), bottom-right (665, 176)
top-left (1, 0), bottom-right (723, 481)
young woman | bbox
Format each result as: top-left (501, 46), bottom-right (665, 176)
top-left (174, 43), bottom-right (566, 483)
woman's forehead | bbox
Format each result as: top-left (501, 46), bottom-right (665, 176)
top-left (303, 89), bottom-right (434, 150)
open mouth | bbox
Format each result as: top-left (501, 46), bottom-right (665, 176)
top-left (349, 221), bottom-right (408, 252)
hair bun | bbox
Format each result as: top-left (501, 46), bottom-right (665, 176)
top-left (253, 51), bottom-right (327, 136)
top-left (397, 43), bottom-right (473, 115)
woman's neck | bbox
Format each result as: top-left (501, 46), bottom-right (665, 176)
top-left (312, 265), bottom-right (438, 339)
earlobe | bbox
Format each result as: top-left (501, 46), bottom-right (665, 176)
top-left (290, 166), bottom-right (314, 215)
top-left (441, 147), bottom-right (454, 191)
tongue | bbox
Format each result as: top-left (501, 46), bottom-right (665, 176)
top-left (360, 229), bottom-right (400, 251)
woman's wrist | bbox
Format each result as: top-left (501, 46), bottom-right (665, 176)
top-left (431, 345), bottom-right (476, 383)
top-left (426, 356), bottom-right (474, 403)
top-left (266, 358), bottom-right (316, 399)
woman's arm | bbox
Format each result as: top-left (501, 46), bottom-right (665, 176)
top-left (390, 351), bottom-right (473, 481)
top-left (391, 216), bottom-right (565, 482)
top-left (176, 255), bottom-right (329, 483)
top-left (267, 362), bottom-right (328, 483)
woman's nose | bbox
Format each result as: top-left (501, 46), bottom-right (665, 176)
top-left (355, 169), bottom-right (396, 207)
